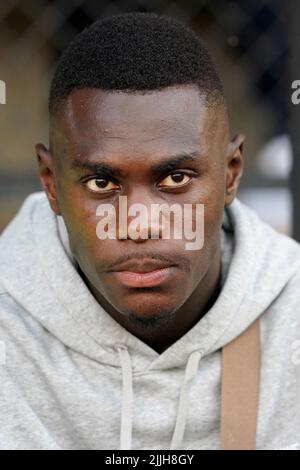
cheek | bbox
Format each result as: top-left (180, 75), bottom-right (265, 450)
top-left (201, 205), bottom-right (224, 267)
top-left (181, 181), bottom-right (224, 247)
top-left (193, 171), bottom-right (225, 239)
top-left (185, 189), bottom-right (224, 282)
top-left (58, 191), bottom-right (105, 265)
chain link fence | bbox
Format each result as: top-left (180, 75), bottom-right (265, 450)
top-left (0, 0), bottom-right (294, 235)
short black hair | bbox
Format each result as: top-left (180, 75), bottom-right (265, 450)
top-left (49, 12), bottom-right (224, 114)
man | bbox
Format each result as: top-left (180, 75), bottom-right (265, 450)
top-left (0, 12), bottom-right (299, 450)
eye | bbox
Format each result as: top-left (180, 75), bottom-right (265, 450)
top-left (85, 178), bottom-right (120, 193)
top-left (158, 172), bottom-right (191, 188)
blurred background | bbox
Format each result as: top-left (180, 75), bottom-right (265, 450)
top-left (0, 0), bottom-right (299, 238)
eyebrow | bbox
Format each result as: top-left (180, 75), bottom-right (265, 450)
top-left (150, 151), bottom-right (202, 174)
top-left (71, 160), bottom-right (126, 179)
top-left (71, 151), bottom-right (202, 178)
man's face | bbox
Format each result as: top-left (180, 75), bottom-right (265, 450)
top-left (39, 85), bottom-right (243, 322)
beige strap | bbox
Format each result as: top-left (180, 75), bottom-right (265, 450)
top-left (221, 318), bottom-right (261, 450)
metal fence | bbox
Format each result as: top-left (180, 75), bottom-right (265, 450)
top-left (0, 0), bottom-right (296, 237)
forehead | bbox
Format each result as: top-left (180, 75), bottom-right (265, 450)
top-left (51, 85), bottom-right (227, 160)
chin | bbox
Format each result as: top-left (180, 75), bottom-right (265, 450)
top-left (127, 311), bottom-right (176, 330)
top-left (120, 298), bottom-right (178, 324)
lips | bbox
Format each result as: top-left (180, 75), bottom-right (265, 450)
top-left (113, 267), bottom-right (175, 288)
top-left (108, 259), bottom-right (176, 288)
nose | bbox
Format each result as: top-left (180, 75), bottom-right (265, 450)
top-left (116, 189), bottom-right (164, 242)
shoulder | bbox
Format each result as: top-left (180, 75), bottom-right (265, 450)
top-left (0, 191), bottom-right (47, 236)
top-left (0, 287), bottom-right (45, 346)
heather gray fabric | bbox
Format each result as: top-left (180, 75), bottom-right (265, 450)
top-left (0, 191), bottom-right (300, 450)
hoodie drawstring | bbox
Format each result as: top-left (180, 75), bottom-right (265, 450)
top-left (116, 345), bottom-right (133, 450)
top-left (116, 345), bottom-right (202, 450)
top-left (170, 350), bottom-right (202, 449)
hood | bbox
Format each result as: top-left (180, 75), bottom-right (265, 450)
top-left (0, 191), bottom-right (300, 449)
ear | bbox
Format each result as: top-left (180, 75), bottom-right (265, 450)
top-left (224, 133), bottom-right (245, 207)
top-left (35, 143), bottom-right (61, 215)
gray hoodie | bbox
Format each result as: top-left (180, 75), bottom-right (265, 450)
top-left (0, 191), bottom-right (300, 450)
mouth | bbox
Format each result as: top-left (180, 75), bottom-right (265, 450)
top-left (112, 267), bottom-right (176, 288)
top-left (108, 259), bottom-right (177, 288)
